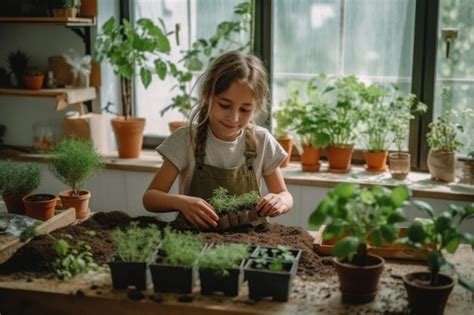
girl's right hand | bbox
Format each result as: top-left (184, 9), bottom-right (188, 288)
top-left (180, 196), bottom-right (219, 229)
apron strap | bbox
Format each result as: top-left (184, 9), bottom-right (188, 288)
top-left (244, 127), bottom-right (257, 171)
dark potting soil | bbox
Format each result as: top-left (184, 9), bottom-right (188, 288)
top-left (0, 211), bottom-right (328, 281)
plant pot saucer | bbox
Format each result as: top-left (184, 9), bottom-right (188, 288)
top-left (328, 167), bottom-right (351, 174)
top-left (364, 164), bottom-right (388, 172)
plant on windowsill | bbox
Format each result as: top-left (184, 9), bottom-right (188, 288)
top-left (398, 201), bottom-right (474, 315)
top-left (23, 67), bottom-right (45, 90)
top-left (273, 89), bottom-right (298, 168)
top-left (159, 1), bottom-right (252, 134)
top-left (48, 0), bottom-right (81, 18)
top-left (308, 183), bottom-right (410, 304)
top-left (48, 138), bottom-right (103, 219)
top-left (198, 243), bottom-right (249, 297)
top-left (108, 222), bottom-right (161, 290)
top-left (149, 227), bottom-right (205, 293)
top-left (0, 162), bottom-right (41, 215)
top-left (95, 16), bottom-right (171, 158)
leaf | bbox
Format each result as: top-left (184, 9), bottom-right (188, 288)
top-left (387, 208), bottom-right (407, 224)
top-left (445, 236), bottom-right (460, 254)
top-left (186, 57), bottom-right (203, 71)
top-left (55, 239), bottom-right (70, 256)
top-left (407, 221), bottom-right (426, 243)
top-left (390, 185), bottom-right (410, 207)
top-left (323, 222), bottom-right (345, 240)
top-left (334, 183), bottom-right (357, 199)
top-left (380, 225), bottom-right (398, 243)
top-left (370, 229), bottom-right (383, 247)
top-left (140, 68), bottom-right (152, 89)
top-left (154, 59), bottom-right (167, 80)
top-left (413, 200), bottom-right (434, 217)
top-left (308, 200), bottom-right (329, 228)
top-left (434, 212), bottom-right (452, 233)
top-left (458, 275), bottom-right (474, 293)
top-left (332, 237), bottom-right (359, 261)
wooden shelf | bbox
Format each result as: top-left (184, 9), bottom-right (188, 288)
top-left (0, 17), bottom-right (95, 26)
top-left (0, 87), bottom-right (96, 110)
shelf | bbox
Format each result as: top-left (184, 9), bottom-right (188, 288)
top-left (0, 17), bottom-right (96, 26)
top-left (0, 87), bottom-right (96, 110)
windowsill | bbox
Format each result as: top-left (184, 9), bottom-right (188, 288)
top-left (3, 150), bottom-right (474, 202)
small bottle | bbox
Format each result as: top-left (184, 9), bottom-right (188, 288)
top-left (46, 71), bottom-right (57, 88)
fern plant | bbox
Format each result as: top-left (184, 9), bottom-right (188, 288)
top-left (112, 222), bottom-right (161, 262)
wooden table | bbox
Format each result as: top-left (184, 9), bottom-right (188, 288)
top-left (0, 245), bottom-right (472, 314)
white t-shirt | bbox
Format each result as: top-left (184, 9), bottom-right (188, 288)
top-left (157, 125), bottom-right (287, 195)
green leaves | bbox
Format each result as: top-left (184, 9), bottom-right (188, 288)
top-left (334, 183), bottom-right (357, 199)
top-left (0, 162), bottom-right (41, 196)
top-left (112, 222), bottom-right (161, 262)
top-left (140, 68), bottom-right (152, 89)
top-left (390, 185), bottom-right (410, 207)
top-left (407, 221), bottom-right (426, 243)
top-left (333, 237), bottom-right (359, 261)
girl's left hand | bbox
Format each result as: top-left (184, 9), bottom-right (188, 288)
top-left (256, 193), bottom-right (287, 217)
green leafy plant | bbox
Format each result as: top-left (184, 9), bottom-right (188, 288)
top-left (53, 230), bottom-right (103, 279)
top-left (208, 187), bottom-right (260, 214)
top-left (309, 183), bottom-right (410, 262)
top-left (158, 227), bottom-right (203, 267)
top-left (274, 88), bottom-right (301, 139)
top-left (95, 17), bottom-right (171, 119)
top-left (427, 109), bottom-right (465, 153)
top-left (19, 221), bottom-right (42, 242)
top-left (111, 222), bottom-right (161, 262)
top-left (0, 162), bottom-right (41, 196)
top-left (253, 245), bottom-right (296, 272)
top-left (24, 67), bottom-right (43, 77)
top-left (160, 1), bottom-right (252, 119)
top-left (48, 138), bottom-right (103, 196)
top-left (399, 201), bottom-right (474, 291)
top-left (198, 243), bottom-right (249, 276)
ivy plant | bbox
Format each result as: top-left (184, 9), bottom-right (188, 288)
top-left (112, 222), bottom-right (161, 262)
top-left (198, 243), bottom-right (249, 276)
top-left (158, 227), bottom-right (203, 267)
top-left (48, 138), bottom-right (103, 196)
top-left (398, 201), bottom-right (474, 291)
top-left (309, 183), bottom-right (410, 262)
top-left (0, 161), bottom-right (40, 196)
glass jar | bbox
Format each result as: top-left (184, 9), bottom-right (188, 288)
top-left (389, 152), bottom-right (411, 180)
top-left (33, 121), bottom-right (59, 152)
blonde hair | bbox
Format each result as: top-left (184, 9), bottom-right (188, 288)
top-left (188, 51), bottom-right (269, 155)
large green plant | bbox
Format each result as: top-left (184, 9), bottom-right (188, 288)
top-left (95, 17), bottom-right (171, 119)
top-left (112, 222), bottom-right (161, 262)
top-left (198, 243), bottom-right (249, 276)
top-left (0, 162), bottom-right (40, 195)
top-left (48, 138), bottom-right (103, 196)
top-left (158, 227), bottom-right (204, 267)
top-left (309, 183), bottom-right (410, 262)
top-left (160, 1), bottom-right (252, 118)
top-left (399, 201), bottom-right (474, 291)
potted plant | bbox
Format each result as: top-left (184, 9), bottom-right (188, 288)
top-left (95, 17), bottom-right (171, 158)
top-left (198, 243), bottom-right (249, 297)
top-left (273, 89), bottom-right (298, 168)
top-left (458, 150), bottom-right (474, 184)
top-left (208, 187), bottom-right (262, 229)
top-left (22, 193), bottom-right (57, 221)
top-left (48, 138), bottom-right (103, 219)
top-left (149, 227), bottom-right (205, 293)
top-left (245, 245), bottom-right (301, 301)
top-left (7, 50), bottom-right (28, 88)
top-left (399, 201), bottom-right (474, 315)
top-left (308, 183), bottom-right (410, 304)
top-left (109, 222), bottom-right (161, 290)
top-left (387, 88), bottom-right (427, 179)
top-left (159, 1), bottom-right (252, 133)
top-left (23, 67), bottom-right (44, 90)
top-left (0, 162), bottom-right (40, 215)
top-left (48, 0), bottom-right (81, 18)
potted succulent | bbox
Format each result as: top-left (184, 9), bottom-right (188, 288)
top-left (160, 1), bottom-right (252, 133)
top-left (149, 227), bottom-right (205, 293)
top-left (48, 0), bottom-right (81, 18)
top-left (0, 162), bottom-right (40, 215)
top-left (198, 243), bottom-right (249, 297)
top-left (23, 67), bottom-right (44, 90)
top-left (109, 222), bottom-right (161, 290)
top-left (399, 201), bottom-right (474, 315)
top-left (309, 183), bottom-right (410, 304)
top-left (48, 138), bottom-right (103, 219)
top-left (7, 50), bottom-right (28, 88)
top-left (245, 245), bottom-right (301, 301)
top-left (208, 187), bottom-right (262, 229)
top-left (95, 17), bottom-right (171, 158)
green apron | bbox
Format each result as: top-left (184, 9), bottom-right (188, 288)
top-left (176, 127), bottom-right (261, 225)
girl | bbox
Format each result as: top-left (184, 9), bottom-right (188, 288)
top-left (143, 51), bottom-right (293, 229)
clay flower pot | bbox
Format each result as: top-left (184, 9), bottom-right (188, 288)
top-left (2, 193), bottom-right (27, 215)
top-left (327, 146), bottom-right (353, 173)
top-left (363, 151), bottom-right (388, 172)
top-left (59, 190), bottom-right (91, 219)
top-left (23, 75), bottom-right (44, 90)
top-left (276, 136), bottom-right (293, 168)
top-left (111, 117), bottom-right (146, 158)
top-left (168, 120), bottom-right (186, 133)
top-left (22, 193), bottom-right (57, 221)
top-left (300, 145), bottom-right (321, 172)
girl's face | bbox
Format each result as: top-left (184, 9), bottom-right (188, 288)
top-left (208, 81), bottom-right (256, 141)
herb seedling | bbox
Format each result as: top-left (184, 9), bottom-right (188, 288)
top-left (112, 222), bottom-right (161, 262)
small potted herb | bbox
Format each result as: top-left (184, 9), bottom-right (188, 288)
top-left (198, 243), bottom-right (249, 297)
top-left (399, 201), bottom-right (474, 315)
top-left (245, 245), bottom-right (302, 301)
top-left (309, 183), bottom-right (410, 304)
top-left (149, 227), bottom-right (204, 293)
top-left (48, 0), bottom-right (81, 18)
top-left (48, 138), bottom-right (103, 219)
top-left (109, 222), bottom-right (161, 290)
top-left (0, 162), bottom-right (40, 215)
top-left (23, 67), bottom-right (44, 90)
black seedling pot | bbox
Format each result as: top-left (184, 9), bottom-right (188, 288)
top-left (199, 259), bottom-right (245, 297)
top-left (108, 257), bottom-right (150, 290)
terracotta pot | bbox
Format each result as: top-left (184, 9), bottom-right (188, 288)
top-left (389, 152), bottom-right (411, 179)
top-left (363, 151), bottom-right (388, 172)
top-left (301, 145), bottom-right (321, 172)
top-left (168, 121), bottom-right (186, 133)
top-left (427, 149), bottom-right (456, 182)
top-left (23, 75), bottom-right (44, 90)
top-left (327, 146), bottom-right (353, 173)
top-left (403, 272), bottom-right (454, 315)
top-left (111, 117), bottom-right (146, 158)
top-left (78, 0), bottom-right (97, 18)
top-left (276, 136), bottom-right (293, 168)
top-left (52, 8), bottom-right (78, 18)
top-left (59, 190), bottom-right (91, 219)
top-left (334, 254), bottom-right (384, 304)
top-left (23, 194), bottom-right (57, 221)
top-left (2, 193), bottom-right (27, 215)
